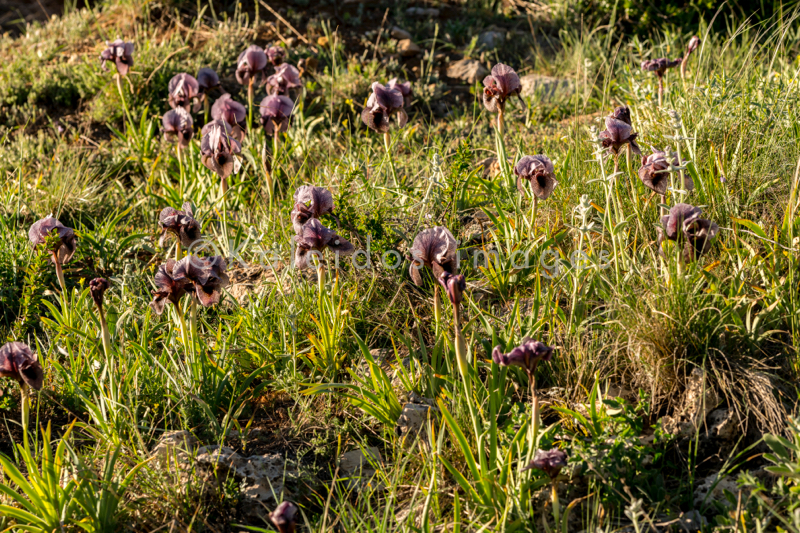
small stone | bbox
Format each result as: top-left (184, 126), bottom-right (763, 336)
top-left (446, 58), bottom-right (489, 84)
top-left (677, 510), bottom-right (707, 532)
top-left (150, 430), bottom-right (198, 467)
top-left (391, 26), bottom-right (411, 40)
top-left (708, 408), bottom-right (738, 440)
top-left (477, 30), bottom-right (504, 49)
top-left (406, 6), bottom-right (440, 17)
top-left (693, 473), bottom-right (740, 506)
top-left (339, 447), bottom-right (382, 489)
top-left (397, 39), bottom-right (422, 57)
top-left (395, 402), bottom-right (440, 447)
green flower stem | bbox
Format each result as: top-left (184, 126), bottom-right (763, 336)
top-left (97, 304), bottom-right (112, 359)
top-left (54, 260), bottom-right (67, 295)
top-left (551, 483), bottom-right (561, 526)
top-left (175, 242), bottom-right (182, 262)
top-left (115, 73), bottom-right (134, 132)
top-left (204, 96), bottom-right (210, 125)
top-left (657, 74), bottom-right (664, 107)
top-left (190, 298), bottom-right (198, 353)
top-left (20, 383), bottom-right (30, 446)
top-left (433, 286), bottom-right (442, 335)
top-left (530, 196), bottom-right (539, 233)
top-left (529, 370), bottom-right (539, 445)
top-left (175, 302), bottom-right (190, 351)
top-left (247, 77), bottom-right (255, 134)
top-left (384, 131), bottom-right (398, 187)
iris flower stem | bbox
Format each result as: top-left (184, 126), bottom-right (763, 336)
top-left (175, 302), bottom-right (190, 353)
top-left (176, 242), bottom-right (182, 262)
top-left (530, 196), bottom-right (538, 233)
top-left (453, 304), bottom-right (479, 443)
top-left (551, 483), bottom-right (561, 526)
top-left (190, 298), bottom-right (198, 358)
top-left (97, 304), bottom-right (112, 360)
top-left (20, 383), bottom-right (30, 445)
top-left (528, 369), bottom-right (539, 446)
top-left (433, 286), bottom-right (442, 336)
top-left (115, 74), bottom-right (134, 133)
top-left (657, 74), bottom-right (664, 107)
top-left (384, 131), bottom-right (399, 187)
top-left (204, 97), bottom-right (210, 125)
top-left (54, 260), bottom-right (68, 296)
top-left (247, 77), bottom-right (255, 135)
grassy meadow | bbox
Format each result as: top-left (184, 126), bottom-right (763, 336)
top-left (1, 0), bottom-right (800, 531)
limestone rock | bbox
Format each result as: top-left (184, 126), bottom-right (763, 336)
top-left (151, 430), bottom-right (198, 468)
top-left (406, 7), bottom-right (440, 17)
top-left (477, 30), bottom-right (504, 50)
top-left (395, 401), bottom-right (440, 446)
top-left (708, 408), bottom-right (738, 440)
top-left (397, 39), bottom-right (422, 57)
top-left (694, 473), bottom-right (740, 506)
top-left (196, 446), bottom-right (298, 520)
top-left (446, 58), bottom-right (489, 84)
top-left (391, 27), bottom-right (411, 40)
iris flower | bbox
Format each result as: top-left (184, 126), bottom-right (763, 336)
top-left (658, 203), bottom-right (719, 262)
top-left (361, 82), bottom-right (407, 133)
top-left (294, 219), bottom-right (354, 270)
top-left (638, 149), bottom-right (693, 196)
top-left (0, 342), bottom-right (44, 392)
top-left (266, 63), bottom-right (302, 96)
top-left (482, 63), bottom-right (521, 114)
top-left (523, 449), bottom-right (568, 479)
top-left (172, 255), bottom-right (230, 307)
top-left (492, 338), bottom-right (554, 374)
top-left (514, 155), bottom-right (557, 200)
top-left (387, 77), bottom-right (413, 107)
top-left (260, 95), bottom-right (294, 135)
top-left (236, 45), bottom-right (268, 86)
top-left (158, 202), bottom-right (202, 249)
top-left (642, 57), bottom-right (681, 105)
top-left (211, 94), bottom-right (247, 141)
top-left (162, 107), bottom-right (194, 148)
top-left (150, 259), bottom-right (192, 315)
top-left (269, 501), bottom-right (298, 533)
top-left (290, 186), bottom-right (334, 234)
top-left (408, 227), bottom-right (457, 286)
top-left (599, 106), bottom-right (642, 158)
top-left (200, 119), bottom-right (242, 182)
top-left (100, 39), bottom-right (134, 76)
top-left (168, 73), bottom-right (200, 112)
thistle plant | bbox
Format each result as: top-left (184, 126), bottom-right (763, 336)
top-left (28, 215), bottom-right (77, 295)
top-left (641, 57), bottom-right (682, 106)
top-left (483, 63), bottom-right (521, 185)
top-left (514, 154), bottom-right (557, 231)
top-left (0, 342), bottom-right (44, 433)
top-left (361, 81), bottom-right (408, 185)
top-left (236, 45), bottom-right (268, 133)
top-left (89, 278), bottom-right (112, 359)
